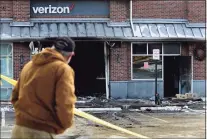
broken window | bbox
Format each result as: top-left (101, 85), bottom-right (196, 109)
top-left (133, 56), bottom-right (162, 79)
top-left (132, 43), bottom-right (163, 80)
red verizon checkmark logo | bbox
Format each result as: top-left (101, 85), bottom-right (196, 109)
top-left (69, 4), bottom-right (75, 11)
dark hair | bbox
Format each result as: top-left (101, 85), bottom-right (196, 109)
top-left (53, 37), bottom-right (75, 52)
top-left (33, 41), bottom-right (41, 48)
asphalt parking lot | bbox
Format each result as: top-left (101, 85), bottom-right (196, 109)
top-left (1, 110), bottom-right (205, 138)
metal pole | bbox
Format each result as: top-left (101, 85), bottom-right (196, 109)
top-left (1, 110), bottom-right (5, 127)
top-left (104, 42), bottom-right (109, 99)
top-left (155, 60), bottom-right (158, 105)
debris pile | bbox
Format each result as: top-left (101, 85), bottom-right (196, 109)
top-left (0, 94), bottom-right (205, 113)
top-left (140, 106), bottom-right (182, 112)
top-left (181, 105), bottom-right (205, 114)
top-left (174, 93), bottom-right (199, 100)
top-left (77, 96), bottom-right (96, 103)
top-left (0, 105), bottom-right (14, 112)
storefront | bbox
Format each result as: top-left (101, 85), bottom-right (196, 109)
top-left (0, 0), bottom-right (206, 100)
top-left (109, 22), bottom-right (205, 99)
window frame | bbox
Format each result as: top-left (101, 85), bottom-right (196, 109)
top-left (131, 42), bottom-right (181, 80)
top-left (132, 43), bottom-right (148, 55)
top-left (0, 43), bottom-right (13, 76)
top-left (0, 43), bottom-right (14, 99)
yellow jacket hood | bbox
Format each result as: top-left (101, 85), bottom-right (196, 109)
top-left (32, 48), bottom-right (66, 65)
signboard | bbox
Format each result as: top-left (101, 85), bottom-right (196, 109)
top-left (30, 0), bottom-right (109, 17)
top-left (153, 49), bottom-right (160, 60)
top-left (144, 62), bottom-right (149, 69)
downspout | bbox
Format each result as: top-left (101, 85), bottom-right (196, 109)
top-left (130, 0), bottom-right (135, 37)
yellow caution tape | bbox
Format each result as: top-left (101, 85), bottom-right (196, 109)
top-left (0, 75), bottom-right (15, 86)
top-left (0, 74), bottom-right (149, 138)
top-left (75, 108), bottom-right (149, 138)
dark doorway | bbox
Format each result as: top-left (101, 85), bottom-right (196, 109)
top-left (69, 41), bottom-right (106, 97)
top-left (164, 56), bottom-right (180, 98)
top-left (164, 56), bottom-right (192, 98)
top-left (179, 56), bottom-right (192, 94)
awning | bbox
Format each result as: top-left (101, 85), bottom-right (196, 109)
top-left (133, 23), bottom-right (205, 39)
top-left (0, 19), bottom-right (205, 41)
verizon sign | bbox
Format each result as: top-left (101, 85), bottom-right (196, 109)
top-left (32, 5), bottom-right (74, 14)
top-left (30, 1), bottom-right (109, 17)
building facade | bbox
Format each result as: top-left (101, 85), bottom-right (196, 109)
top-left (0, 0), bottom-right (206, 100)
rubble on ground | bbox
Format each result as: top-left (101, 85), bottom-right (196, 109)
top-left (0, 106), bottom-right (14, 112)
top-left (108, 135), bottom-right (127, 138)
top-left (201, 97), bottom-right (206, 102)
top-left (0, 93), bottom-right (205, 113)
top-left (182, 105), bottom-right (205, 114)
top-left (78, 108), bottom-right (122, 112)
top-left (173, 93), bottom-right (202, 101)
top-left (140, 106), bottom-right (182, 112)
top-left (77, 96), bottom-right (96, 103)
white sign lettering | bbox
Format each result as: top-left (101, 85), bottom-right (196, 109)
top-left (32, 5), bottom-right (70, 14)
top-left (153, 49), bottom-right (160, 60)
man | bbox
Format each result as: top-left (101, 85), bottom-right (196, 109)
top-left (11, 37), bottom-right (77, 139)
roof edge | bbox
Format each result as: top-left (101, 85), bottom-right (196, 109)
top-left (132, 18), bottom-right (188, 23)
top-left (131, 18), bottom-right (205, 28)
top-left (0, 36), bottom-right (205, 42)
top-left (186, 23), bottom-right (206, 28)
top-left (30, 18), bottom-right (110, 23)
top-left (0, 18), bottom-right (205, 28)
top-left (0, 18), bottom-right (13, 22)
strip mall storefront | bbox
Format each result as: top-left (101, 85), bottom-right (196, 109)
top-left (0, 0), bottom-right (206, 100)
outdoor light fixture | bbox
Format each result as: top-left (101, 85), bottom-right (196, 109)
top-left (106, 41), bottom-right (121, 49)
top-left (193, 43), bottom-right (206, 61)
top-left (20, 54), bottom-right (24, 65)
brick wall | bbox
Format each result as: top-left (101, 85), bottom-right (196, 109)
top-left (182, 42), bottom-right (206, 80)
top-left (133, 1), bottom-right (187, 19)
top-left (181, 42), bottom-right (189, 56)
top-left (0, 0), bottom-right (30, 21)
top-left (0, 0), bottom-right (13, 18)
top-left (189, 43), bottom-right (206, 80)
top-left (131, 0), bottom-right (205, 23)
top-left (13, 43), bottom-right (31, 80)
top-left (13, 0), bottom-right (30, 21)
top-left (109, 42), bottom-right (131, 81)
top-left (110, 0), bottom-right (128, 22)
top-left (0, 0), bottom-right (205, 23)
top-left (187, 1), bottom-right (206, 23)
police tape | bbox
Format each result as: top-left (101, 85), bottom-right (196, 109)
top-left (0, 74), bottom-right (149, 138)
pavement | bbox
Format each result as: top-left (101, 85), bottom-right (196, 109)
top-left (0, 108), bottom-right (206, 138)
top-left (0, 98), bottom-right (206, 138)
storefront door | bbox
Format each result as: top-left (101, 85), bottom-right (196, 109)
top-left (179, 56), bottom-right (192, 94)
top-left (164, 56), bottom-right (192, 97)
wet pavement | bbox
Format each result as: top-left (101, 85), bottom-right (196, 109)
top-left (1, 110), bottom-right (206, 138)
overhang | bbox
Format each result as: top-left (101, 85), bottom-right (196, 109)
top-left (0, 19), bottom-right (205, 41)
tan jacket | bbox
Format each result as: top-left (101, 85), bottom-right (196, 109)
top-left (11, 48), bottom-right (77, 134)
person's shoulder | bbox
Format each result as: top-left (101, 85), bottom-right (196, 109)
top-left (57, 62), bottom-right (74, 74)
top-left (21, 61), bottom-right (32, 70)
top-left (62, 63), bottom-right (74, 73)
top-left (25, 61), bottom-right (33, 66)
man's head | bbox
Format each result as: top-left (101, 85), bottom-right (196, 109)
top-left (52, 37), bottom-right (75, 63)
